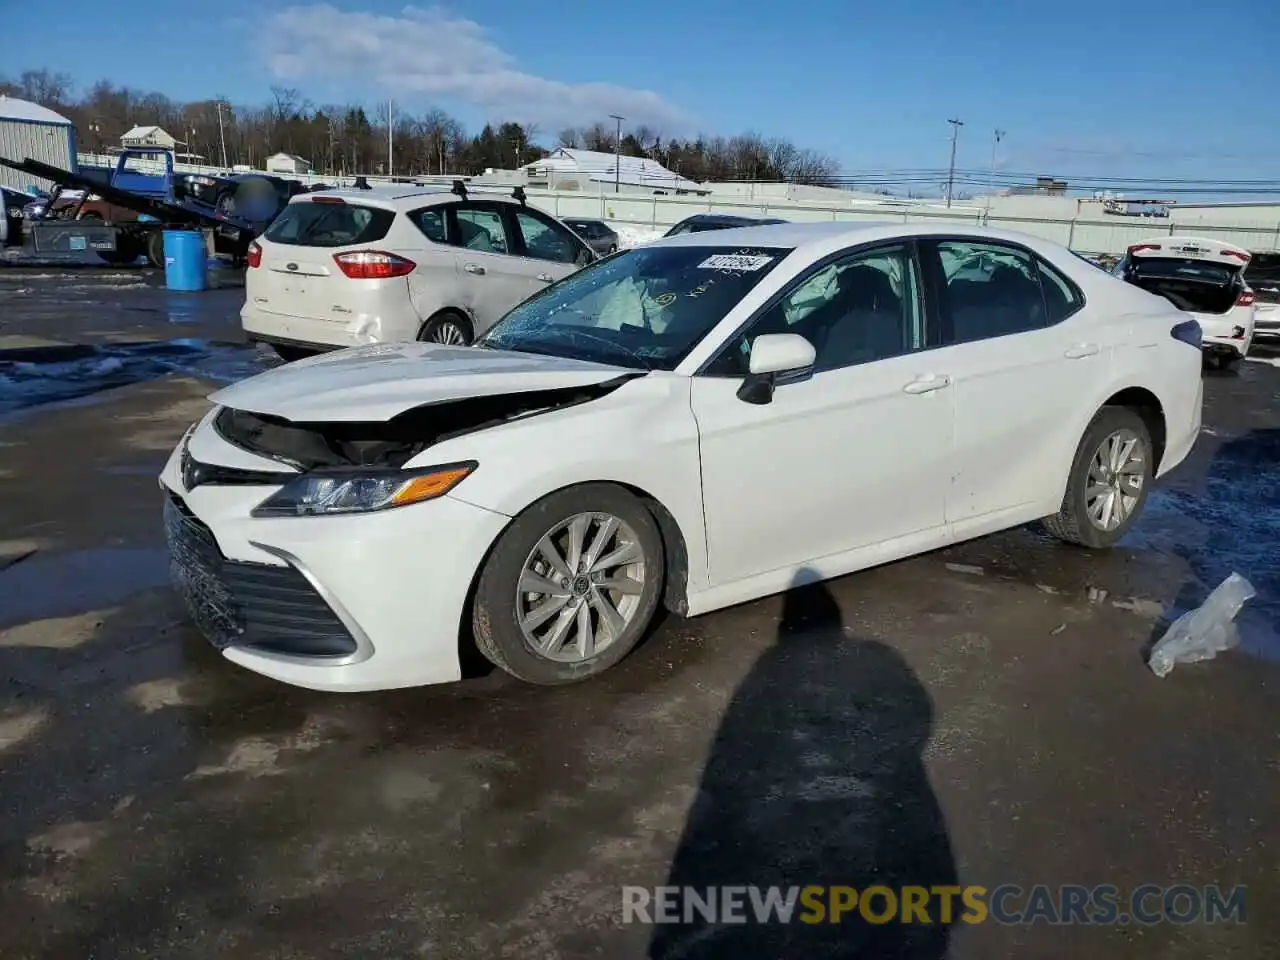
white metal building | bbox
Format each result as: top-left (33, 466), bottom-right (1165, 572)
top-left (522, 148), bottom-right (708, 195)
top-left (120, 125), bottom-right (180, 150)
top-left (266, 152), bottom-right (311, 175)
top-left (0, 95), bottom-right (77, 193)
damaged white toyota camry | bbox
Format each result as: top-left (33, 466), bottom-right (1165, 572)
top-left (161, 222), bottom-right (1203, 691)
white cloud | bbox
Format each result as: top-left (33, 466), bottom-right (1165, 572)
top-left (258, 4), bottom-right (691, 131)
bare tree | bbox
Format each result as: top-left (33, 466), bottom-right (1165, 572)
top-left (633, 124), bottom-right (661, 157)
top-left (556, 126), bottom-right (580, 149)
top-left (581, 121), bottom-right (612, 152)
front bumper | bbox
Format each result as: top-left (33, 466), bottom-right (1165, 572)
top-left (160, 427), bottom-right (511, 692)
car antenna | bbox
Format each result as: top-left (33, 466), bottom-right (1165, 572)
top-left (352, 176), bottom-right (371, 190)
top-left (452, 179), bottom-right (468, 199)
top-left (512, 186), bottom-right (527, 206)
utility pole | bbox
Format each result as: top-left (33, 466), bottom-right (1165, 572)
top-left (609, 114), bottom-right (625, 193)
top-left (990, 128), bottom-right (1006, 190)
top-left (215, 100), bottom-right (229, 170)
top-left (388, 97), bottom-right (394, 178)
top-left (945, 118), bottom-right (963, 208)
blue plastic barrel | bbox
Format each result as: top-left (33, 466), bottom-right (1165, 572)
top-left (163, 229), bottom-right (207, 292)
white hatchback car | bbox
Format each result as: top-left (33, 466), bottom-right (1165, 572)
top-left (163, 222), bottom-right (1203, 692)
top-left (241, 183), bottom-right (597, 357)
top-left (1113, 236), bottom-right (1256, 369)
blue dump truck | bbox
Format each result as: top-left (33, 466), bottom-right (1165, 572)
top-left (0, 147), bottom-right (308, 266)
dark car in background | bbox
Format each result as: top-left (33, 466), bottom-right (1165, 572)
top-left (563, 218), bottom-right (619, 256)
top-left (1245, 251), bottom-right (1280, 340)
top-left (1, 186), bottom-right (34, 246)
top-left (663, 212), bottom-right (788, 237)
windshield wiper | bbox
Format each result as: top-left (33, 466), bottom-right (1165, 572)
top-left (559, 329), bottom-right (653, 370)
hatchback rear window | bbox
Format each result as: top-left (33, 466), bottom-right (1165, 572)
top-left (264, 201), bottom-right (394, 247)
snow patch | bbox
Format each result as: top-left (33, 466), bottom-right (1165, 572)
top-left (610, 223), bottom-right (665, 249)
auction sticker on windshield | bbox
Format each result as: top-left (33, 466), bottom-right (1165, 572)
top-left (698, 254), bottom-right (775, 271)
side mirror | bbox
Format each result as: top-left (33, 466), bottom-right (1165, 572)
top-left (737, 333), bottom-right (816, 405)
top-left (575, 245), bottom-right (596, 267)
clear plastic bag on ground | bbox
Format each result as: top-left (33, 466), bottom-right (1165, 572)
top-left (1148, 573), bottom-right (1257, 678)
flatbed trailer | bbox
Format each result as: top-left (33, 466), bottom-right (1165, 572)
top-left (0, 154), bottom-right (259, 267)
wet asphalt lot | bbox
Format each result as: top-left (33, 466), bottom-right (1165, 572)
top-left (1, 262), bottom-right (1279, 959)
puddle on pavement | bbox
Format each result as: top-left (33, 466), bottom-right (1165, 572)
top-left (1124, 427), bottom-right (1280, 664)
top-left (0, 548), bottom-right (170, 628)
top-left (0, 339), bottom-right (275, 417)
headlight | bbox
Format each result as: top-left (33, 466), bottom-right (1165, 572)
top-left (251, 461), bottom-right (476, 518)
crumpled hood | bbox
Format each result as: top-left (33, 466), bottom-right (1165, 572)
top-left (210, 342), bottom-right (631, 421)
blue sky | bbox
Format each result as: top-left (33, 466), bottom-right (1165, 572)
top-left (9, 0), bottom-right (1280, 192)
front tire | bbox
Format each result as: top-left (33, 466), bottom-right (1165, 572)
top-left (472, 484), bottom-right (665, 685)
top-left (1043, 406), bottom-right (1153, 548)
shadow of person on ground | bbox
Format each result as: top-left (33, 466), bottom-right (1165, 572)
top-left (648, 571), bottom-right (957, 959)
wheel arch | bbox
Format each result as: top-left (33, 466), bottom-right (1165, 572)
top-left (1049, 381), bottom-right (1170, 510)
top-left (1101, 385), bottom-right (1167, 472)
top-left (455, 478), bottom-right (694, 673)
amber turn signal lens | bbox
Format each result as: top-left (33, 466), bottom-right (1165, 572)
top-left (389, 464), bottom-right (476, 506)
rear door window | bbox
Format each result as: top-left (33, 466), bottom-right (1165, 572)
top-left (450, 204), bottom-right (512, 254)
top-left (264, 202), bottom-right (394, 247)
top-left (1036, 258), bottom-right (1085, 323)
top-left (411, 207), bottom-right (449, 244)
top-left (514, 209), bottom-right (579, 264)
top-left (927, 240), bottom-right (1048, 344)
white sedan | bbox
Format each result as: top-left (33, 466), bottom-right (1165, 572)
top-left (160, 222), bottom-right (1203, 692)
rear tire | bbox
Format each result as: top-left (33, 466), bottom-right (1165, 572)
top-left (145, 230), bottom-right (165, 269)
top-left (472, 484), bottom-right (665, 685)
top-left (417, 310), bottom-right (473, 345)
top-left (1042, 406), bottom-right (1153, 549)
top-left (271, 344), bottom-right (315, 363)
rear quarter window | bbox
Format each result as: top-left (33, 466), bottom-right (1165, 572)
top-left (264, 202), bottom-right (394, 247)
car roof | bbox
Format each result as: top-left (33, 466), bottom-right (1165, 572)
top-left (679, 213), bottom-right (771, 224)
top-left (288, 185), bottom-right (527, 211)
top-left (648, 219), bottom-right (1067, 254)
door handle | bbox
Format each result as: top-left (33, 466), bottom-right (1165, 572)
top-left (902, 374), bottom-right (951, 395)
top-left (463, 263), bottom-right (486, 275)
top-left (536, 273), bottom-right (554, 283)
top-left (1064, 343), bottom-right (1100, 359)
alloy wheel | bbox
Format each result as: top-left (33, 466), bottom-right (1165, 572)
top-left (428, 320), bottom-right (468, 345)
top-left (1085, 427), bottom-right (1146, 531)
top-left (515, 512), bottom-right (647, 662)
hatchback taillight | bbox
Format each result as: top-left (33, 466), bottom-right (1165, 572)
top-left (333, 250), bottom-right (416, 279)
top-left (246, 241), bottom-right (262, 269)
top-left (1236, 290), bottom-right (1256, 307)
top-left (1171, 318), bottom-right (1202, 349)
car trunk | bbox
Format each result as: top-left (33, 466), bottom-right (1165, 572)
top-left (249, 199), bottom-right (400, 323)
top-left (1129, 258), bottom-right (1242, 315)
top-left (254, 241), bottom-right (354, 322)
